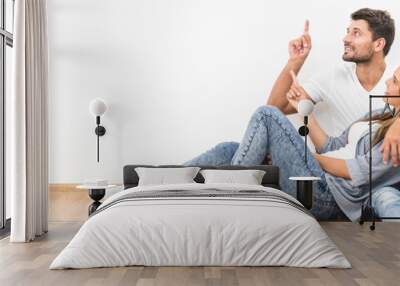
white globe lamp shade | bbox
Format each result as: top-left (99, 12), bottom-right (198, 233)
top-left (297, 99), bottom-right (314, 116)
top-left (89, 98), bottom-right (107, 117)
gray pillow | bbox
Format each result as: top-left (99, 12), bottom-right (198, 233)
top-left (135, 167), bottom-right (201, 186)
top-left (200, 169), bottom-right (266, 185)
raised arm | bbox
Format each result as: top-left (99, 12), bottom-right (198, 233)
top-left (267, 20), bottom-right (312, 114)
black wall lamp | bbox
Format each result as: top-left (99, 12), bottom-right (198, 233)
top-left (89, 98), bottom-right (107, 162)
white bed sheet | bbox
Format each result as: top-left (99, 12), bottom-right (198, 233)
top-left (50, 183), bottom-right (351, 269)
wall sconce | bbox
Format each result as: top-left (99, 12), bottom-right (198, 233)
top-left (89, 98), bottom-right (107, 162)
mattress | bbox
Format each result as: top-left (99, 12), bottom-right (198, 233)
top-left (50, 183), bottom-right (350, 269)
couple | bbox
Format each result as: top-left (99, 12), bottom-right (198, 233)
top-left (184, 8), bottom-right (400, 221)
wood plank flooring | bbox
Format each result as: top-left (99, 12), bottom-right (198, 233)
top-left (1, 222), bottom-right (399, 286)
top-left (0, 185), bottom-right (399, 286)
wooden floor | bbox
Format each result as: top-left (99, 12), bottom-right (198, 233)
top-left (1, 223), bottom-right (400, 286)
top-left (0, 186), bottom-right (399, 286)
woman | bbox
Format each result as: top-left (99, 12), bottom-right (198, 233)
top-left (184, 68), bottom-right (400, 221)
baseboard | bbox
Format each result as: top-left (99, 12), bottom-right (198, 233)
top-left (0, 218), bottom-right (11, 239)
top-left (49, 184), bottom-right (80, 192)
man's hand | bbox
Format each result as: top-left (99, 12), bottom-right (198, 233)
top-left (288, 20), bottom-right (312, 64)
top-left (267, 20), bottom-right (312, 114)
top-left (381, 118), bottom-right (400, 167)
top-left (286, 70), bottom-right (311, 111)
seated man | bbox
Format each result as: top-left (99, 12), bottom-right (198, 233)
top-left (266, 8), bottom-right (400, 219)
top-left (185, 8), bottom-right (400, 220)
top-left (268, 8), bottom-right (398, 157)
top-left (185, 67), bottom-right (400, 222)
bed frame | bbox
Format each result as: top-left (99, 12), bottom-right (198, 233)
top-left (123, 165), bottom-right (280, 190)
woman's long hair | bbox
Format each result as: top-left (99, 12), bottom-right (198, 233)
top-left (363, 107), bottom-right (400, 146)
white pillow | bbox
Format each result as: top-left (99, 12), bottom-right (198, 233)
top-left (135, 167), bottom-right (201, 186)
top-left (200, 169), bottom-right (266, 185)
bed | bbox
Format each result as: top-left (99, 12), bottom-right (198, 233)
top-left (50, 165), bottom-right (350, 269)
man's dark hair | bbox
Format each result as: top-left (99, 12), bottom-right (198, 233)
top-left (351, 8), bottom-right (395, 56)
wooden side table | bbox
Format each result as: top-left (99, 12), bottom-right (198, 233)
top-left (77, 185), bottom-right (116, 215)
top-left (289, 177), bottom-right (321, 210)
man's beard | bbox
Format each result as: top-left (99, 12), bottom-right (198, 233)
top-left (342, 46), bottom-right (374, 63)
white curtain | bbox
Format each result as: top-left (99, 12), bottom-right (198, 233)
top-left (10, 0), bottom-right (49, 242)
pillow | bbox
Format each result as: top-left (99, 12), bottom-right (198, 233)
top-left (135, 167), bottom-right (201, 186)
top-left (200, 169), bottom-right (266, 185)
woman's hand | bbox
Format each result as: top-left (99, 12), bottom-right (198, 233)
top-left (286, 71), bottom-right (328, 150)
top-left (381, 118), bottom-right (400, 167)
top-left (286, 70), bottom-right (311, 111)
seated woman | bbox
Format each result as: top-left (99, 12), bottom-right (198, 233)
top-left (184, 68), bottom-right (400, 221)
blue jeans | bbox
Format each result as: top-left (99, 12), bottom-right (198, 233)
top-left (373, 187), bottom-right (400, 218)
top-left (184, 106), bottom-right (345, 220)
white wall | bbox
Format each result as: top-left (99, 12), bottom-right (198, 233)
top-left (48, 0), bottom-right (400, 184)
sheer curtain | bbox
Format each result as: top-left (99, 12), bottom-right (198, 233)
top-left (9, 0), bottom-right (48, 242)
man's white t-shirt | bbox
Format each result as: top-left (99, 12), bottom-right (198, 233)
top-left (302, 62), bottom-right (389, 136)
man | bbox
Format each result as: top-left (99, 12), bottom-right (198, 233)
top-left (267, 8), bottom-right (400, 167)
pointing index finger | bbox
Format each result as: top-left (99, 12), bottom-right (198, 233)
top-left (304, 20), bottom-right (310, 34)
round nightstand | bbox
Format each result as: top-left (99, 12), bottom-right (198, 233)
top-left (289, 177), bottom-right (321, 210)
top-left (77, 185), bottom-right (116, 215)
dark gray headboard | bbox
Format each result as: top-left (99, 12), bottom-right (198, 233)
top-left (123, 165), bottom-right (280, 190)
